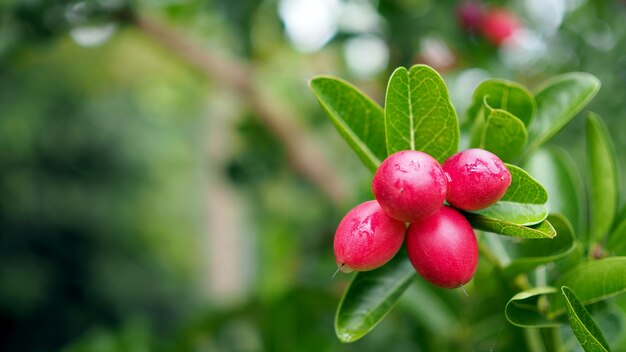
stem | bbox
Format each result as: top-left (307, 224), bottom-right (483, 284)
top-left (524, 328), bottom-right (546, 352)
top-left (542, 327), bottom-right (564, 352)
top-left (133, 15), bottom-right (348, 205)
top-left (535, 266), bottom-right (547, 287)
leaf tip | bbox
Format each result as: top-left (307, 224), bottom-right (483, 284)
top-left (391, 66), bottom-right (409, 74)
top-left (309, 76), bottom-right (328, 88)
top-left (335, 328), bottom-right (361, 343)
top-left (585, 72), bottom-right (602, 90)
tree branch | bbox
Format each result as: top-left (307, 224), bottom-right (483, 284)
top-left (133, 15), bottom-right (348, 205)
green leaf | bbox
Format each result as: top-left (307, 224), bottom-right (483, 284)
top-left (505, 287), bottom-right (562, 327)
top-left (587, 113), bottom-right (618, 243)
top-left (549, 257), bottom-right (626, 317)
top-left (310, 76), bottom-right (387, 172)
top-left (384, 65), bottom-right (459, 162)
top-left (506, 266), bottom-right (626, 329)
top-left (478, 101), bottom-right (528, 162)
top-left (466, 214), bottom-right (556, 239)
top-left (523, 72), bottom-right (600, 159)
top-left (525, 147), bottom-right (586, 237)
top-left (470, 164), bottom-right (548, 226)
top-left (466, 79), bottom-right (536, 126)
top-left (335, 251), bottom-right (416, 343)
top-left (561, 286), bottom-right (610, 352)
top-left (607, 208), bottom-right (626, 254)
top-left (554, 240), bottom-right (585, 279)
top-left (502, 214), bottom-right (576, 278)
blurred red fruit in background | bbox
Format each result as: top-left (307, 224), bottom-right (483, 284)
top-left (457, 1), bottom-right (484, 33)
top-left (480, 8), bottom-right (521, 46)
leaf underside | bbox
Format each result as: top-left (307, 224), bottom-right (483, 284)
top-left (502, 214), bottom-right (576, 277)
top-left (587, 113), bottom-right (617, 244)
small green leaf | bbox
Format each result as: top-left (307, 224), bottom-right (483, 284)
top-left (505, 287), bottom-right (562, 327)
top-left (335, 251), bottom-right (416, 343)
top-left (479, 99), bottom-right (528, 162)
top-left (525, 147), bottom-right (586, 237)
top-left (470, 164), bottom-right (548, 226)
top-left (561, 286), bottom-right (610, 352)
top-left (549, 257), bottom-right (626, 317)
top-left (384, 65), bottom-right (459, 162)
top-left (466, 79), bottom-right (536, 126)
top-left (587, 113), bottom-right (618, 243)
top-left (502, 214), bottom-right (576, 278)
top-left (466, 214), bottom-right (556, 239)
top-left (310, 76), bottom-right (387, 172)
top-left (523, 72), bottom-right (600, 159)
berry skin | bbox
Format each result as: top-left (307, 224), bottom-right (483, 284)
top-left (480, 8), bottom-right (520, 46)
top-left (406, 206), bottom-right (478, 288)
top-left (334, 200), bottom-right (406, 273)
top-left (372, 150), bottom-right (447, 223)
top-left (442, 148), bottom-right (511, 211)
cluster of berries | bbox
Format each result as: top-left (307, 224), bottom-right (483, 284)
top-left (334, 148), bottom-right (511, 288)
top-left (456, 2), bottom-right (521, 47)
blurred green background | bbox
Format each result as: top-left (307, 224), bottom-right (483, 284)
top-left (1, 0), bottom-right (625, 351)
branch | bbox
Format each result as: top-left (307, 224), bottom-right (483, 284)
top-left (133, 15), bottom-right (348, 204)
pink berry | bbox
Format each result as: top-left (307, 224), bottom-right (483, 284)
top-left (406, 206), bottom-right (478, 288)
top-left (372, 150), bottom-right (447, 223)
top-left (480, 8), bottom-right (520, 46)
top-left (334, 200), bottom-right (406, 273)
top-left (442, 148), bottom-right (511, 211)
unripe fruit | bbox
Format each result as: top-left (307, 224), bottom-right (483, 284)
top-left (442, 148), bottom-right (511, 211)
top-left (480, 8), bottom-right (520, 46)
top-left (372, 150), bottom-right (447, 223)
top-left (334, 200), bottom-right (406, 273)
top-left (406, 206), bottom-right (478, 288)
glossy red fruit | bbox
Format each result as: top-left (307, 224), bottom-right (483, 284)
top-left (334, 200), bottom-right (406, 273)
top-left (480, 8), bottom-right (520, 46)
top-left (372, 150), bottom-right (447, 223)
top-left (442, 148), bottom-right (511, 211)
top-left (406, 206), bottom-right (478, 288)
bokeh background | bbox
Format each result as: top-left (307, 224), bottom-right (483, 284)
top-left (1, 0), bottom-right (625, 350)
